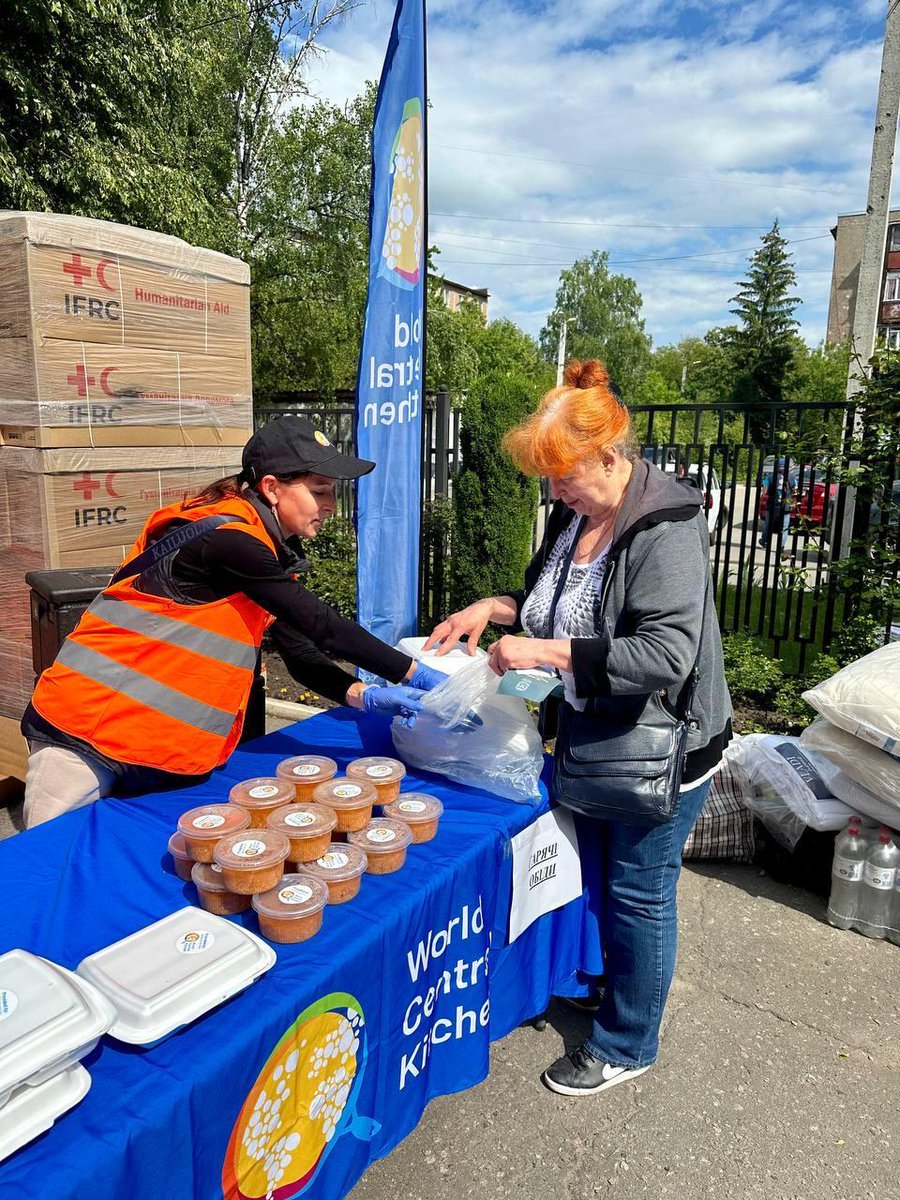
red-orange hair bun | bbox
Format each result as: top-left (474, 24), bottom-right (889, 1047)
top-left (563, 359), bottom-right (609, 390)
top-left (502, 357), bottom-right (633, 478)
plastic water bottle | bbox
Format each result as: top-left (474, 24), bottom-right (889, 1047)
top-left (889, 847), bottom-right (900, 947)
top-left (856, 828), bottom-right (900, 939)
top-left (827, 819), bottom-right (867, 931)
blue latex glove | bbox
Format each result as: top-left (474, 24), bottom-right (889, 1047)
top-left (362, 684), bottom-right (423, 728)
top-left (408, 663), bottom-right (449, 692)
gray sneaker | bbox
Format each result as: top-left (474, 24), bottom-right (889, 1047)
top-left (542, 1044), bottom-right (650, 1096)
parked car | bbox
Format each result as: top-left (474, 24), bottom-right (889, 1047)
top-left (641, 448), bottom-right (724, 531)
top-left (791, 466), bottom-right (837, 534)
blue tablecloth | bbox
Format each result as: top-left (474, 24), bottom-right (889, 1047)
top-left (0, 710), bottom-right (601, 1200)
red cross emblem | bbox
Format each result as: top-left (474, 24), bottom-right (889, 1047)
top-left (73, 473), bottom-right (101, 500)
top-left (66, 364), bottom-right (97, 397)
top-left (62, 254), bottom-right (93, 289)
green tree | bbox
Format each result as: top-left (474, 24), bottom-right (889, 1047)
top-left (727, 221), bottom-right (802, 438)
top-left (540, 251), bottom-right (652, 397)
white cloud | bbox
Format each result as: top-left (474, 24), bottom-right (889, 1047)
top-left (306, 0), bottom-right (894, 348)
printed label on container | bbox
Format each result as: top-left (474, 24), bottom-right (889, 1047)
top-left (399, 799), bottom-right (427, 814)
top-left (284, 811), bottom-right (317, 828)
top-left (365, 764), bottom-right (393, 778)
top-left (248, 785), bottom-right (279, 800)
top-left (278, 884), bottom-right (314, 905)
top-left (0, 990), bottom-right (17, 1020)
top-left (192, 813), bottom-right (226, 830)
top-left (232, 839), bottom-right (267, 858)
top-left (211, 864), bottom-right (223, 873)
top-left (333, 784), bottom-right (363, 800)
top-left (317, 851), bottom-right (350, 870)
top-left (833, 856), bottom-right (864, 882)
top-left (864, 865), bottom-right (895, 890)
top-left (176, 931), bottom-right (215, 955)
top-left (366, 827), bottom-right (397, 844)
top-left (291, 764), bottom-right (321, 777)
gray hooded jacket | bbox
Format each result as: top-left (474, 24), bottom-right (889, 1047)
top-left (510, 459), bottom-right (733, 780)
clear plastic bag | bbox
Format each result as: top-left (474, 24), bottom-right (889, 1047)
top-left (391, 660), bottom-right (544, 804)
top-left (727, 734), bottom-right (853, 849)
top-left (800, 718), bottom-right (900, 807)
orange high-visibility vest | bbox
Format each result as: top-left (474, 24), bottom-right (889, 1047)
top-left (31, 495), bottom-right (277, 775)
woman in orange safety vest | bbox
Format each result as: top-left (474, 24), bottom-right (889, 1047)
top-left (22, 416), bottom-right (445, 827)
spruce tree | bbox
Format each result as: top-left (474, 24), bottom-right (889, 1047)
top-left (728, 221), bottom-right (802, 440)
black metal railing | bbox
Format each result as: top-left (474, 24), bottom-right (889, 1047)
top-left (256, 397), bottom-right (897, 671)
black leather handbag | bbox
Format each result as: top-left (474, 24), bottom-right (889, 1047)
top-left (546, 517), bottom-right (707, 827)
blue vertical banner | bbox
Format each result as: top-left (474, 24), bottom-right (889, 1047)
top-left (355, 0), bottom-right (427, 649)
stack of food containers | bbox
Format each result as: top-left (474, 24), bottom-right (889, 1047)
top-left (0, 950), bottom-right (116, 1162)
top-left (0, 211), bottom-right (253, 737)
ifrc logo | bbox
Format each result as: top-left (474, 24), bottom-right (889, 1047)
top-left (73, 473), bottom-right (121, 500)
top-left (61, 254), bottom-right (118, 292)
top-left (66, 364), bottom-right (121, 398)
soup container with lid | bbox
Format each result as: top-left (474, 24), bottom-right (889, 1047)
top-left (228, 778), bottom-right (296, 828)
top-left (191, 862), bottom-right (252, 915)
top-left (275, 755), bottom-right (338, 801)
top-left (177, 803), bottom-right (251, 862)
top-left (213, 829), bottom-right (290, 895)
top-left (345, 756), bottom-right (406, 804)
top-left (167, 831), bottom-right (195, 880)
top-left (252, 874), bottom-right (329, 943)
top-left (302, 843), bottom-right (368, 904)
top-left (381, 794), bottom-right (444, 843)
top-left (0, 1063), bottom-right (91, 1165)
top-left (76, 909), bottom-right (276, 1045)
top-left (266, 802), bottom-right (337, 863)
top-left (311, 778), bottom-right (376, 833)
top-left (347, 818), bottom-right (412, 874)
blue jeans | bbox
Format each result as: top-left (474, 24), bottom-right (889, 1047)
top-left (576, 778), bottom-right (712, 1069)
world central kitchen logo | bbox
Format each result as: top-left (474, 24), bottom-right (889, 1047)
top-left (61, 253), bottom-right (122, 322)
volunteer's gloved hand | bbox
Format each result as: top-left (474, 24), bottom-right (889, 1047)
top-left (408, 663), bottom-right (449, 692)
top-left (362, 684), bottom-right (423, 728)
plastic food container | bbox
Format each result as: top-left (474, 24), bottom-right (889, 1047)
top-left (228, 778), bottom-right (296, 828)
top-left (213, 829), bottom-right (290, 895)
top-left (252, 874), bottom-right (329, 944)
top-left (0, 1063), bottom-right (91, 1165)
top-left (191, 862), bottom-right (252, 916)
top-left (266, 803), bottom-right (337, 863)
top-left (167, 832), bottom-right (195, 881)
top-left (76, 908), bottom-right (276, 1045)
top-left (382, 793), bottom-right (444, 843)
top-left (0, 950), bottom-right (116, 1108)
top-left (346, 756), bottom-right (406, 804)
top-left (275, 755), bottom-right (338, 801)
top-left (347, 818), bottom-right (412, 874)
top-left (177, 803), bottom-right (251, 862)
top-left (303, 843), bottom-right (368, 904)
top-left (311, 778), bottom-right (377, 833)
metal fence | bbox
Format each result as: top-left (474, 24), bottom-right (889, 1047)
top-left (256, 396), bottom-right (897, 672)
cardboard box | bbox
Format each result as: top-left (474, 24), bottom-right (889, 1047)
top-left (0, 213), bottom-right (250, 358)
top-left (1, 444), bottom-right (242, 562)
top-left (0, 337), bottom-right (252, 442)
top-left (0, 714), bottom-right (28, 779)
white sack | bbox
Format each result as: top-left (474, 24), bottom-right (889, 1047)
top-left (802, 642), bottom-right (900, 758)
top-left (800, 718), bottom-right (900, 809)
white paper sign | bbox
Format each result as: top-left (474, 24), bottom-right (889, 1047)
top-left (508, 807), bottom-right (582, 943)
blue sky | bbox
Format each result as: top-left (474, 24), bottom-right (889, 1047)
top-left (307, 0), bottom-right (893, 349)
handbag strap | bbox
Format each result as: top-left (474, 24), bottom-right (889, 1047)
top-left (109, 514), bottom-right (240, 585)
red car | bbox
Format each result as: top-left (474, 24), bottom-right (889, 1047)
top-left (758, 460), bottom-right (835, 534)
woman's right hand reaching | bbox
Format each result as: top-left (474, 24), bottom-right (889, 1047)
top-left (423, 598), bottom-right (498, 656)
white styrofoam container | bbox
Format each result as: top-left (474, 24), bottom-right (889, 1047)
top-left (396, 635), bottom-right (487, 677)
top-left (0, 950), bottom-right (116, 1108)
top-left (0, 1063), bottom-right (90, 1164)
top-left (75, 908), bottom-right (276, 1045)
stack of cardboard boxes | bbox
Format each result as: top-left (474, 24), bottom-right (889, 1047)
top-left (0, 213), bottom-right (254, 766)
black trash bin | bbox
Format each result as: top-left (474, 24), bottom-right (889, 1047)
top-left (25, 569), bottom-right (266, 743)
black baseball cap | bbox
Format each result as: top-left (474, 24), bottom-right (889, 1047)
top-left (240, 416), bottom-right (375, 485)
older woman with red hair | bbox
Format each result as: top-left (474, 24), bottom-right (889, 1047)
top-left (425, 360), bottom-right (732, 1098)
